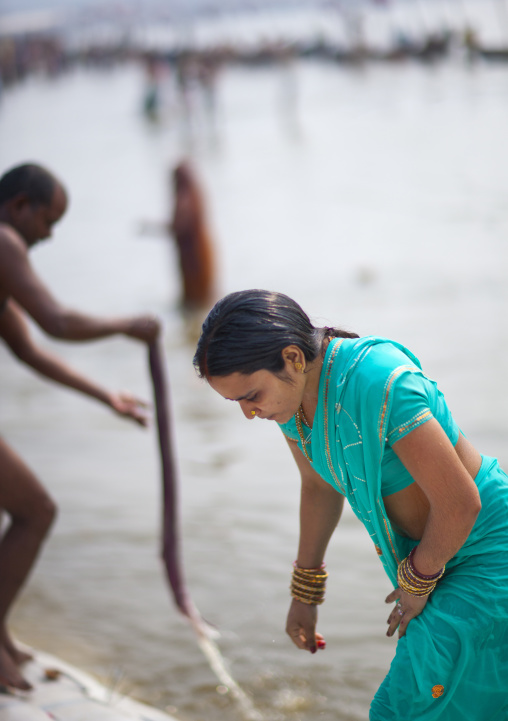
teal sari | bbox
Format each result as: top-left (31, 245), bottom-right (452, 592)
top-left (279, 337), bottom-right (508, 720)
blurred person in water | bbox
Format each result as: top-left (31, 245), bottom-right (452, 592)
top-left (0, 163), bottom-right (161, 690)
top-left (170, 160), bottom-right (216, 313)
top-left (194, 289), bottom-right (508, 720)
top-left (139, 160), bottom-right (217, 336)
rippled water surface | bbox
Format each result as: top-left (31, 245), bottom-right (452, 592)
top-left (2, 53), bottom-right (508, 720)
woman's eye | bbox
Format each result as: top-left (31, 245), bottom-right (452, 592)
top-left (247, 394), bottom-right (258, 402)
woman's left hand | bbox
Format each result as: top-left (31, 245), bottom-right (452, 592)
top-left (385, 587), bottom-right (429, 638)
top-left (110, 392), bottom-right (151, 426)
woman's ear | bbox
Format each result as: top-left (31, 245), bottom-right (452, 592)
top-left (281, 345), bottom-right (305, 371)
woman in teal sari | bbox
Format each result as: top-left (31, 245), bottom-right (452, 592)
top-left (194, 289), bottom-right (508, 720)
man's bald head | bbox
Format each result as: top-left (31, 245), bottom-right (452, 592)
top-left (0, 163), bottom-right (68, 246)
top-left (0, 163), bottom-right (64, 207)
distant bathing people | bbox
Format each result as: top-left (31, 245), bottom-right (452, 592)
top-left (463, 25), bottom-right (480, 63)
top-left (194, 289), bottom-right (508, 720)
top-left (142, 53), bottom-right (164, 122)
top-left (170, 160), bottom-right (216, 314)
top-left (0, 163), bottom-right (161, 690)
top-left (138, 159), bottom-right (217, 320)
top-left (174, 52), bottom-right (221, 139)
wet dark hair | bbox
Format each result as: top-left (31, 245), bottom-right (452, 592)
top-left (0, 163), bottom-right (59, 207)
top-left (193, 289), bottom-right (359, 378)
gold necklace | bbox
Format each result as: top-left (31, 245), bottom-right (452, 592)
top-left (298, 403), bottom-right (311, 428)
top-left (295, 406), bottom-right (312, 462)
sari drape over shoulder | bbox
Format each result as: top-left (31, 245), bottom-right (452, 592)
top-left (280, 336), bottom-right (424, 582)
top-left (279, 337), bottom-right (508, 720)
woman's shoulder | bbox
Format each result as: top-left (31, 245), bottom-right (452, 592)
top-left (352, 337), bottom-right (422, 376)
top-left (331, 337), bottom-right (425, 399)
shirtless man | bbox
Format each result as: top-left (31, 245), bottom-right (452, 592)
top-left (0, 163), bottom-right (161, 690)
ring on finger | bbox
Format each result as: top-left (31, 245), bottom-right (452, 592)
top-left (396, 605), bottom-right (403, 616)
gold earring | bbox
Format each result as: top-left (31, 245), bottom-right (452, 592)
top-left (295, 362), bottom-right (304, 373)
top-left (251, 410), bottom-right (256, 416)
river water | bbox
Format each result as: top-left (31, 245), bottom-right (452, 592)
top-left (1, 52), bottom-right (508, 721)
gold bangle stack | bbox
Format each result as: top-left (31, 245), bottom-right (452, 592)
top-left (397, 548), bottom-right (445, 597)
top-left (290, 562), bottom-right (328, 605)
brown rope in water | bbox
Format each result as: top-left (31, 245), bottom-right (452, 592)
top-left (148, 339), bottom-right (263, 721)
top-left (148, 339), bottom-right (208, 633)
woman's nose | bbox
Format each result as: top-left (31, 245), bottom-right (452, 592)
top-left (239, 400), bottom-right (256, 419)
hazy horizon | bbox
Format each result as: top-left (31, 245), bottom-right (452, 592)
top-left (1, 0), bottom-right (325, 19)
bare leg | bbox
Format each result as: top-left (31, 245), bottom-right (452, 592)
top-left (0, 438), bottom-right (57, 690)
top-left (0, 510), bottom-right (32, 667)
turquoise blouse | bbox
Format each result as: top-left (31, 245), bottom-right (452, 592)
top-left (279, 340), bottom-right (460, 497)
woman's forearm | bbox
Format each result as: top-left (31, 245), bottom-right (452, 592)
top-left (286, 439), bottom-right (344, 568)
top-left (297, 478), bottom-right (344, 568)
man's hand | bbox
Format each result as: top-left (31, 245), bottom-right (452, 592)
top-left (109, 392), bottom-right (151, 426)
top-left (125, 315), bottom-right (161, 344)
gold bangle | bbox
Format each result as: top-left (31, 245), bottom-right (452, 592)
top-left (292, 572), bottom-right (328, 585)
top-left (397, 554), bottom-right (444, 597)
top-left (290, 562), bottom-right (328, 605)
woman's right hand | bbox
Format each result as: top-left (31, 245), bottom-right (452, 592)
top-left (286, 598), bottom-right (326, 654)
top-left (124, 315), bottom-right (161, 344)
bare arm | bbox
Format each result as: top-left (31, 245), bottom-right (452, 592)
top-left (0, 227), bottom-right (159, 343)
top-left (0, 299), bottom-right (150, 426)
top-left (137, 220), bottom-right (170, 237)
top-left (392, 418), bottom-right (481, 574)
top-left (386, 418), bottom-right (481, 636)
top-left (289, 440), bottom-right (345, 568)
top-left (285, 439), bottom-right (344, 654)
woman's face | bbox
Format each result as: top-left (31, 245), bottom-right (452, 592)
top-left (208, 366), bottom-right (304, 424)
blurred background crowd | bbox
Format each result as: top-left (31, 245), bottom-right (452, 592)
top-left (1, 0), bottom-right (508, 99)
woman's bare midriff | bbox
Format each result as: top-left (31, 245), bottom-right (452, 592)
top-left (383, 433), bottom-right (483, 540)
